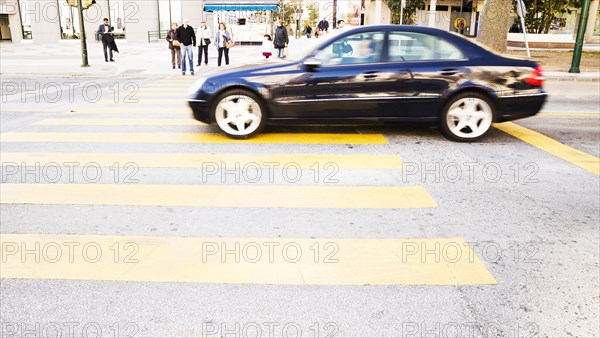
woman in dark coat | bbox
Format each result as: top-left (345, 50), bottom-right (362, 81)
top-left (273, 19), bottom-right (288, 58)
top-left (166, 22), bottom-right (181, 69)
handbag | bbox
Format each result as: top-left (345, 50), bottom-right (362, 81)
top-left (225, 40), bottom-right (235, 49)
top-left (204, 38), bottom-right (211, 45)
top-left (172, 39), bottom-right (180, 47)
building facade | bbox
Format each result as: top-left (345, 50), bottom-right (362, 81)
top-left (0, 0), bottom-right (599, 44)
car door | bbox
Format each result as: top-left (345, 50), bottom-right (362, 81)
top-left (377, 30), bottom-right (469, 119)
top-left (270, 31), bottom-right (393, 119)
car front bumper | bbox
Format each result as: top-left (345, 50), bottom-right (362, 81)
top-left (187, 99), bottom-right (211, 124)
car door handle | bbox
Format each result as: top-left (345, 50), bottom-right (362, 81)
top-left (438, 68), bottom-right (459, 76)
top-left (360, 71), bottom-right (379, 79)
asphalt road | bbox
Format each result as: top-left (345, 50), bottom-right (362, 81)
top-left (0, 75), bottom-right (598, 337)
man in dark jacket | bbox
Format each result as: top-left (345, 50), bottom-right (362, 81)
top-left (317, 18), bottom-right (329, 34)
top-left (273, 19), bottom-right (288, 58)
top-left (176, 19), bottom-right (196, 76)
top-left (97, 18), bottom-right (115, 62)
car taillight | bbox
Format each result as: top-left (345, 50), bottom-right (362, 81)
top-left (525, 65), bottom-right (544, 87)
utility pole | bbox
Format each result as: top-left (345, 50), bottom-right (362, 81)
top-left (76, 0), bottom-right (89, 67)
top-left (333, 0), bottom-right (337, 28)
top-left (569, 0), bottom-right (591, 73)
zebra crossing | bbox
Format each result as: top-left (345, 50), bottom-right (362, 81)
top-left (0, 76), bottom-right (496, 286)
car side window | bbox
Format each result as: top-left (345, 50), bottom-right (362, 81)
top-left (314, 32), bottom-right (385, 66)
top-left (388, 32), bottom-right (465, 62)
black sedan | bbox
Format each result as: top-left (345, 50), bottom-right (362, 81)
top-left (187, 25), bottom-right (547, 141)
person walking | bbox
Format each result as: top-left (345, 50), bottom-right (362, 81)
top-left (273, 19), bottom-right (288, 59)
top-left (97, 18), bottom-right (115, 62)
top-left (196, 20), bottom-right (212, 67)
top-left (166, 22), bottom-right (181, 69)
top-left (176, 19), bottom-right (196, 76)
top-left (214, 22), bottom-right (232, 67)
top-left (304, 24), bottom-right (312, 38)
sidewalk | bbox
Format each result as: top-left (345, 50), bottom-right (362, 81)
top-left (1, 37), bottom-right (598, 81)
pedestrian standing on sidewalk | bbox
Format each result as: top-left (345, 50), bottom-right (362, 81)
top-left (166, 22), bottom-right (181, 69)
top-left (97, 18), bottom-right (115, 62)
top-left (176, 19), bottom-right (196, 76)
top-left (215, 22), bottom-right (231, 67)
top-left (196, 20), bottom-right (212, 67)
top-left (273, 19), bottom-right (288, 59)
top-left (261, 34), bottom-right (273, 59)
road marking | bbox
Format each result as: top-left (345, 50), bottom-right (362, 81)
top-left (65, 107), bottom-right (191, 114)
top-left (0, 108), bottom-right (63, 113)
top-left (33, 118), bottom-right (202, 126)
top-left (128, 92), bottom-right (189, 97)
top-left (538, 112), bottom-right (599, 117)
top-left (0, 152), bottom-right (404, 169)
top-left (0, 132), bottom-right (388, 144)
top-left (0, 184), bottom-right (436, 209)
top-left (96, 99), bottom-right (185, 105)
top-left (0, 234), bottom-right (493, 285)
top-left (495, 122), bottom-right (600, 176)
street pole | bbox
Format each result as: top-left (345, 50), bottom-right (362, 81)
top-left (360, 0), bottom-right (365, 25)
top-left (77, 0), bottom-right (89, 67)
top-left (400, 0), bottom-right (405, 25)
top-left (569, 0), bottom-right (591, 73)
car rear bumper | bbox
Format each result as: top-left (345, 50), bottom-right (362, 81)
top-left (187, 99), bottom-right (211, 124)
top-left (495, 92), bottom-right (547, 122)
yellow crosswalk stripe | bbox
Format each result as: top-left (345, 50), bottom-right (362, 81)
top-left (537, 112), bottom-right (600, 117)
top-left (33, 118), bottom-right (202, 126)
top-left (495, 122), bottom-right (600, 176)
top-left (0, 152), bottom-right (404, 169)
top-left (1, 132), bottom-right (388, 144)
top-left (128, 92), bottom-right (189, 97)
top-left (0, 184), bottom-right (436, 208)
top-left (65, 107), bottom-right (190, 114)
top-left (0, 234), bottom-right (493, 285)
top-left (96, 99), bottom-right (185, 105)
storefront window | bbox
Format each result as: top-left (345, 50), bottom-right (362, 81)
top-left (158, 0), bottom-right (170, 31)
top-left (17, 0), bottom-right (33, 39)
top-left (593, 11), bottom-right (600, 36)
top-left (58, 1), bottom-right (80, 39)
top-left (158, 0), bottom-right (181, 31)
top-left (108, 0), bottom-right (125, 38)
top-left (170, 0), bottom-right (181, 25)
top-left (548, 11), bottom-right (577, 34)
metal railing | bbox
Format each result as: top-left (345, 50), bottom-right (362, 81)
top-left (147, 30), bottom-right (170, 42)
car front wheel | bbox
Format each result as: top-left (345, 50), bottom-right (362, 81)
top-left (212, 89), bottom-right (266, 139)
top-left (440, 93), bottom-right (494, 142)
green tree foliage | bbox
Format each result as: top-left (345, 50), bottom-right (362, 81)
top-left (306, 2), bottom-right (319, 28)
top-left (277, 0), bottom-right (301, 26)
top-left (515, 0), bottom-right (582, 34)
top-left (385, 0), bottom-right (426, 25)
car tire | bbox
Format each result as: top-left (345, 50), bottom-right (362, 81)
top-left (211, 89), bottom-right (267, 139)
top-left (440, 92), bottom-right (495, 142)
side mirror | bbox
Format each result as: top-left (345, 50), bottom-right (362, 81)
top-left (303, 58), bottom-right (321, 72)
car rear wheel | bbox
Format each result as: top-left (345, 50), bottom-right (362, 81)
top-left (441, 93), bottom-right (494, 142)
top-left (212, 89), bottom-right (266, 139)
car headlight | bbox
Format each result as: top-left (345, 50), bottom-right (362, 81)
top-left (188, 76), bottom-right (208, 96)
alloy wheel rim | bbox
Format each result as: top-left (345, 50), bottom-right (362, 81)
top-left (446, 97), bottom-right (493, 139)
top-left (215, 94), bottom-right (262, 136)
